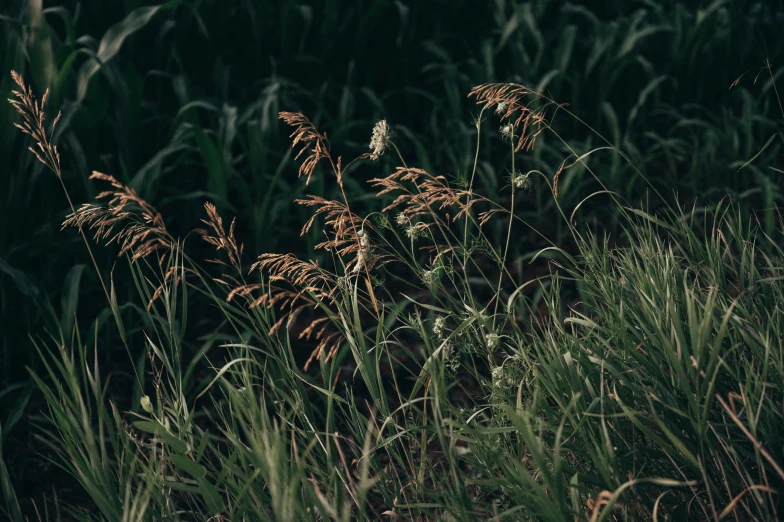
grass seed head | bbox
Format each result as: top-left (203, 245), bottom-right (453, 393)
top-left (8, 71), bottom-right (62, 177)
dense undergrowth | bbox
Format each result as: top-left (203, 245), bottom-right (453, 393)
top-left (2, 1), bottom-right (784, 520)
top-left (3, 62), bottom-right (784, 519)
top-left (2, 0), bottom-right (783, 381)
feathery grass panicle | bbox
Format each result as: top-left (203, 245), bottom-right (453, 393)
top-left (248, 252), bottom-right (346, 368)
top-left (197, 202), bottom-right (244, 271)
top-left (369, 166), bottom-right (486, 223)
top-left (469, 83), bottom-right (560, 152)
top-left (8, 70), bottom-right (62, 176)
top-left (62, 172), bottom-right (173, 262)
top-left (279, 110), bottom-right (381, 309)
top-left (9, 72), bottom-right (116, 300)
top-left (278, 111), bottom-right (332, 185)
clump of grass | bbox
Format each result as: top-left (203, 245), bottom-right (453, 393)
top-left (5, 69), bottom-right (784, 521)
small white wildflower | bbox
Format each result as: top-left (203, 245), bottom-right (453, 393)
top-left (395, 213), bottom-right (407, 226)
top-left (352, 249), bottom-right (366, 273)
top-left (354, 228), bottom-right (371, 272)
top-left (513, 172), bottom-right (532, 190)
top-left (405, 225), bottom-right (419, 240)
top-left (499, 123), bottom-right (514, 140)
top-left (359, 232), bottom-right (369, 250)
top-left (433, 316), bottom-right (446, 336)
top-left (140, 395), bottom-right (153, 413)
top-left (369, 120), bottom-right (391, 161)
top-left (422, 268), bottom-right (438, 286)
top-left (454, 444), bottom-right (471, 456)
top-left (235, 386), bottom-right (251, 404)
top-left (485, 332), bottom-right (500, 351)
top-left (491, 366), bottom-right (505, 387)
top-left (495, 101), bottom-right (508, 115)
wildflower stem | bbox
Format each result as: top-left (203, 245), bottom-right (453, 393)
top-left (456, 106), bottom-right (487, 308)
top-left (389, 140), bottom-right (477, 299)
top-left (493, 130), bottom-right (516, 328)
top-left (462, 107), bottom-right (486, 306)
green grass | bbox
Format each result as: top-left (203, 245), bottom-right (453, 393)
top-left (2, 1), bottom-right (784, 520)
top-left (4, 62), bottom-right (784, 519)
top-left (1, 1), bottom-right (783, 384)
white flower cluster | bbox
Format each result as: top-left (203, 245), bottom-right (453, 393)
top-left (485, 332), bottom-right (500, 351)
top-left (491, 366), bottom-right (505, 388)
top-left (499, 123), bottom-right (514, 140)
top-left (422, 268), bottom-right (439, 287)
top-left (433, 315), bottom-right (446, 337)
top-left (352, 228), bottom-right (372, 273)
top-left (512, 171), bottom-right (532, 190)
top-left (369, 120), bottom-right (391, 161)
top-left (405, 225), bottom-right (423, 240)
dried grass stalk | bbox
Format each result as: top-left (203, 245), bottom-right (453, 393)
top-left (197, 202), bottom-right (244, 270)
top-left (469, 83), bottom-right (562, 153)
top-left (62, 172), bottom-right (173, 263)
top-left (279, 112), bottom-right (333, 185)
top-left (8, 70), bottom-right (62, 176)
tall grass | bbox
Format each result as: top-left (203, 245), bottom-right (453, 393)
top-left (2, 0), bottom-right (783, 392)
top-left (3, 64), bottom-right (783, 520)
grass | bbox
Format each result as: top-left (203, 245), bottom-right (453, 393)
top-left (1, 0), bottom-right (783, 387)
top-left (3, 54), bottom-right (784, 520)
top-left (2, 1), bottom-right (784, 519)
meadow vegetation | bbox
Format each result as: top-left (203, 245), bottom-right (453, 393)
top-left (2, 1), bottom-right (784, 520)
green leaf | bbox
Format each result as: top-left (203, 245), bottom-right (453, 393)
top-left (555, 25), bottom-right (577, 72)
top-left (132, 421), bottom-right (188, 453)
top-left (198, 478), bottom-right (224, 514)
top-left (193, 126), bottom-right (228, 203)
top-left (737, 133), bottom-right (779, 172)
top-left (76, 4), bottom-right (171, 101)
top-left (162, 479), bottom-right (201, 493)
top-left (628, 75), bottom-right (668, 125)
top-left (27, 0), bottom-right (55, 90)
top-left (171, 454), bottom-right (206, 479)
top-left (0, 257), bottom-right (40, 298)
top-left (109, 278), bottom-right (127, 345)
top-left (60, 264), bottom-right (86, 337)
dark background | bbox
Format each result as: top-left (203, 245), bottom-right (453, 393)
top-left (1, 0), bottom-right (783, 513)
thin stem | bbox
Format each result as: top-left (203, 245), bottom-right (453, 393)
top-left (58, 176), bottom-right (111, 303)
top-left (493, 130), bottom-right (516, 329)
top-left (389, 141), bottom-right (484, 303)
top-left (58, 174), bottom-right (144, 390)
top-left (462, 107), bottom-right (487, 307)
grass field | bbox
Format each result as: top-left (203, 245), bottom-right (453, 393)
top-left (2, 1), bottom-right (784, 520)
